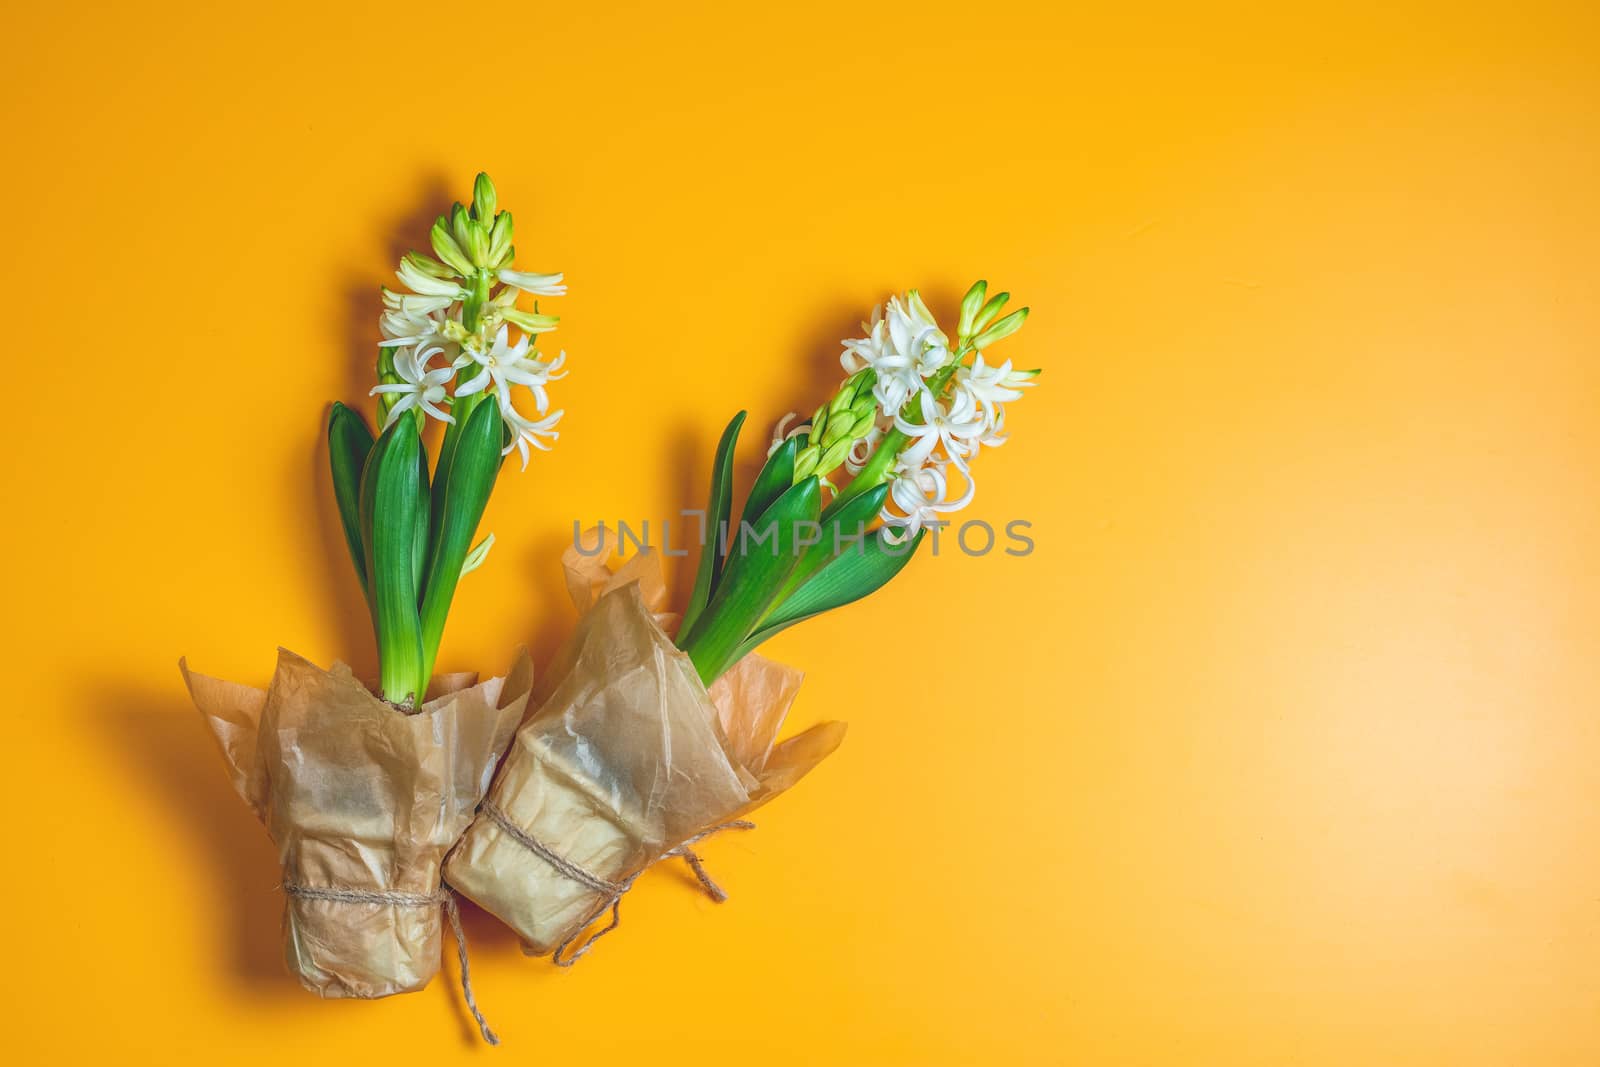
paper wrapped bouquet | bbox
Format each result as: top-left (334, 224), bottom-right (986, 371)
top-left (446, 535), bottom-right (844, 959)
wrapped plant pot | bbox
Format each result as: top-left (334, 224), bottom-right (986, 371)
top-left (445, 534), bottom-right (845, 960)
top-left (178, 174), bottom-right (579, 1042)
top-left (182, 647), bottom-right (533, 998)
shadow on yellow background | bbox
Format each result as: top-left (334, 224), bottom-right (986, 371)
top-left (2, 1), bottom-right (1597, 1063)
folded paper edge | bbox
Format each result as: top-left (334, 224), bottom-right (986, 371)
top-left (178, 656), bottom-right (270, 820)
top-left (179, 646), bottom-right (536, 821)
top-left (741, 719), bottom-right (848, 816)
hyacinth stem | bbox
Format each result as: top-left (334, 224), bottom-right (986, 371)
top-left (829, 428), bottom-right (905, 515)
top-left (462, 269), bottom-right (490, 332)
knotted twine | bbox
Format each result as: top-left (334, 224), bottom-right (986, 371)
top-left (479, 799), bottom-right (755, 966)
top-left (281, 882), bottom-right (498, 1045)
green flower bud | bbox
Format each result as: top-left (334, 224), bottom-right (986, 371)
top-left (502, 307), bottom-right (559, 333)
top-left (971, 291), bottom-right (1010, 334)
top-left (970, 307), bottom-right (1029, 350)
top-left (818, 436), bottom-right (853, 473)
top-left (958, 280), bottom-right (987, 340)
top-left (404, 250), bottom-right (454, 280)
top-left (487, 211), bottom-right (514, 267)
top-left (472, 172), bottom-right (498, 221)
top-left (450, 203), bottom-right (472, 251)
top-left (850, 379), bottom-right (876, 411)
top-left (907, 288), bottom-right (936, 328)
top-left (848, 409), bottom-right (876, 439)
top-left (840, 376), bottom-right (870, 419)
top-left (793, 446), bottom-right (820, 480)
top-left (430, 222), bottom-right (474, 276)
top-left (465, 218), bottom-right (491, 268)
top-left (375, 348), bottom-right (400, 422)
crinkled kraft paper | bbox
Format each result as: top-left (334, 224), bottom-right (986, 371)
top-left (180, 647), bottom-right (533, 998)
top-left (444, 530), bottom-right (845, 955)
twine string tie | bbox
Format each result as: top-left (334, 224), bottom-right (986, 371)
top-left (281, 881), bottom-right (497, 1046)
top-left (478, 799), bottom-right (754, 966)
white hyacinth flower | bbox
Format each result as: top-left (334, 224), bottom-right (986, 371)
top-left (965, 406), bottom-right (1010, 458)
top-left (457, 327), bottom-right (565, 410)
top-left (881, 455), bottom-right (974, 543)
top-left (894, 388), bottom-right (987, 471)
top-left (498, 268), bottom-right (567, 296)
top-left (947, 353), bottom-right (1038, 457)
top-left (843, 420), bottom-right (886, 475)
top-left (841, 293), bottom-right (950, 419)
top-left (512, 350), bottom-right (566, 414)
top-left (379, 291), bottom-right (455, 351)
top-left (396, 256), bottom-right (467, 300)
top-left (504, 407), bottom-right (563, 469)
top-left (840, 304), bottom-right (889, 374)
top-left (370, 344), bottom-right (460, 426)
top-left (455, 327), bottom-right (568, 466)
top-left (954, 354), bottom-right (1037, 422)
top-left (382, 288), bottom-right (455, 316)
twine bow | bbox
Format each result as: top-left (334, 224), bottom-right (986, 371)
top-left (479, 799), bottom-right (755, 966)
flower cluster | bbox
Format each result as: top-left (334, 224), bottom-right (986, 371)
top-left (373, 173), bottom-right (568, 468)
top-left (776, 282), bottom-right (1036, 540)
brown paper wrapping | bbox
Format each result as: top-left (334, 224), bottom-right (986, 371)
top-left (181, 647), bottom-right (533, 998)
top-left (444, 531), bottom-right (846, 956)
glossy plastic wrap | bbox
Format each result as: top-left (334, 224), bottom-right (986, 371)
top-left (444, 532), bottom-right (846, 955)
top-left (180, 647), bottom-right (533, 998)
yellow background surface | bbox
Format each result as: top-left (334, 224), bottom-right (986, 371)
top-left (2, 2), bottom-right (1597, 1062)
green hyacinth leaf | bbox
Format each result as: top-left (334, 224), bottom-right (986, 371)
top-left (327, 402), bottom-right (375, 601)
top-left (740, 435), bottom-right (797, 530)
top-left (430, 391), bottom-right (484, 552)
top-left (414, 435), bottom-right (431, 595)
top-left (418, 395), bottom-right (503, 683)
top-left (767, 481), bottom-right (889, 612)
top-left (679, 475), bottom-right (820, 684)
top-left (359, 414), bottom-right (427, 705)
top-left (680, 410), bottom-right (746, 636)
top-left (735, 527), bottom-right (925, 661)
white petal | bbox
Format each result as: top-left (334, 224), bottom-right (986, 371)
top-left (456, 366), bottom-right (493, 397)
top-left (499, 268), bottom-right (568, 296)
